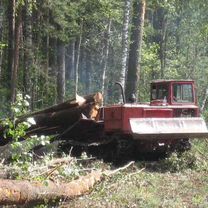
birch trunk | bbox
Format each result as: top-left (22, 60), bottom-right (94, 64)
top-left (159, 10), bottom-right (167, 79)
top-left (75, 23), bottom-right (83, 95)
top-left (120, 0), bottom-right (132, 91)
top-left (101, 19), bottom-right (111, 103)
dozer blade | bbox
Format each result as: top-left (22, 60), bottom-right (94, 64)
top-left (130, 117), bottom-right (208, 140)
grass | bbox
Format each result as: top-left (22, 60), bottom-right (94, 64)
top-left (1, 140), bottom-right (207, 208)
top-left (61, 168), bottom-right (207, 208)
top-left (60, 139), bottom-right (208, 208)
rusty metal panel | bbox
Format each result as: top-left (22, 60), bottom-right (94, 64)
top-left (122, 106), bottom-right (143, 132)
top-left (104, 106), bottom-right (122, 120)
top-left (104, 106), bottom-right (122, 131)
top-left (143, 109), bottom-right (173, 118)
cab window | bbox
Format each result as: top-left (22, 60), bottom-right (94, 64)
top-left (151, 84), bottom-right (168, 100)
top-left (173, 84), bottom-right (193, 103)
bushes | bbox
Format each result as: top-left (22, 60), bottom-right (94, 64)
top-left (160, 140), bottom-right (208, 172)
top-left (1, 93), bottom-right (51, 168)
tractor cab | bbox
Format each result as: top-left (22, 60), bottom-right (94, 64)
top-left (150, 80), bottom-right (196, 106)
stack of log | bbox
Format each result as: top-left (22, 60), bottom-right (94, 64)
top-left (0, 92), bottom-right (104, 146)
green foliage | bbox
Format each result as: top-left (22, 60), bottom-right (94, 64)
top-left (0, 42), bottom-right (7, 49)
top-left (1, 93), bottom-right (50, 169)
top-left (161, 140), bottom-right (208, 172)
top-left (161, 151), bottom-right (197, 172)
top-left (202, 110), bottom-right (208, 122)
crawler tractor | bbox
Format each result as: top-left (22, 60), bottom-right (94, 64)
top-left (93, 80), bottom-right (208, 158)
top-left (20, 79), bottom-right (207, 160)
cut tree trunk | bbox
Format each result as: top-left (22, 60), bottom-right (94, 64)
top-left (0, 171), bottom-right (103, 206)
top-left (24, 93), bottom-right (102, 118)
top-left (0, 162), bottom-right (139, 206)
top-left (23, 92), bottom-right (103, 136)
top-left (0, 92), bottom-right (103, 146)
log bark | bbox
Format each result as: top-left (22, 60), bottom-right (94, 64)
top-left (0, 171), bottom-right (102, 205)
top-left (0, 162), bottom-right (140, 205)
top-left (22, 92), bottom-right (102, 118)
top-left (0, 162), bottom-right (141, 207)
top-left (26, 92), bottom-right (103, 136)
top-left (0, 92), bottom-right (103, 146)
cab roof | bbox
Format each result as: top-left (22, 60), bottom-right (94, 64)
top-left (151, 80), bottom-right (194, 84)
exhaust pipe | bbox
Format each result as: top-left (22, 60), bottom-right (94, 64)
top-left (115, 82), bottom-right (126, 104)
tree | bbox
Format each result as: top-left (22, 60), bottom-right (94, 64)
top-left (57, 40), bottom-right (66, 103)
top-left (6, 0), bottom-right (15, 100)
top-left (75, 22), bottom-right (83, 96)
top-left (120, 0), bottom-right (132, 91)
top-left (0, 1), bottom-right (4, 79)
top-left (101, 19), bottom-right (112, 103)
top-left (125, 0), bottom-right (146, 101)
top-left (22, 0), bottom-right (33, 98)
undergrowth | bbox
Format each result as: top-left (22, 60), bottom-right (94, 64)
top-left (62, 140), bottom-right (208, 208)
top-left (0, 93), bottom-right (51, 173)
top-left (160, 140), bottom-right (208, 172)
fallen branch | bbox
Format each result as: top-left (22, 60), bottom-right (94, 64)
top-left (104, 161), bottom-right (135, 176)
top-left (0, 161), bottom-right (144, 206)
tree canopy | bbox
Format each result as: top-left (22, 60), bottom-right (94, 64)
top-left (0, 0), bottom-right (208, 114)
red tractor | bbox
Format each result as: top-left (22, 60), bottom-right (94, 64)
top-left (97, 80), bottom-right (208, 158)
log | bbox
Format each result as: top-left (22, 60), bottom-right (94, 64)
top-left (21, 92), bottom-right (102, 120)
top-left (26, 92), bottom-right (103, 136)
top-left (0, 171), bottom-right (103, 205)
top-left (60, 119), bottom-right (105, 143)
top-left (0, 92), bottom-right (103, 146)
top-left (0, 162), bottom-right (142, 206)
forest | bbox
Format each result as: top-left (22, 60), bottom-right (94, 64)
top-left (0, 0), bottom-right (208, 207)
top-left (0, 0), bottom-right (208, 112)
